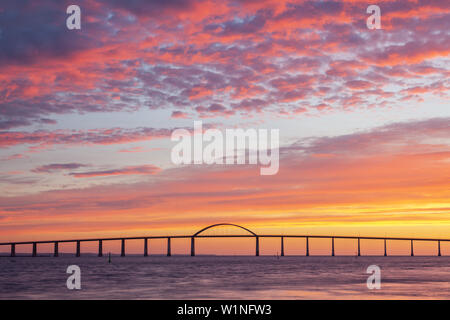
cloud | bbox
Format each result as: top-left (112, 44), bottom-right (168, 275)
top-left (0, 117), bottom-right (448, 237)
top-left (171, 111), bottom-right (190, 119)
top-left (99, 0), bottom-right (196, 18)
top-left (195, 104), bottom-right (235, 118)
top-left (0, 127), bottom-right (174, 149)
top-left (287, 117), bottom-right (450, 156)
top-left (0, 174), bottom-right (40, 185)
top-left (0, 0), bottom-right (448, 129)
top-left (0, 119), bottom-right (31, 130)
top-left (118, 146), bottom-right (159, 153)
top-left (345, 80), bottom-right (373, 90)
top-left (32, 163), bottom-right (87, 173)
top-left (0, 0), bottom-right (97, 67)
top-left (70, 165), bottom-right (161, 178)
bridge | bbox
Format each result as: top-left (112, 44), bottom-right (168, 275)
top-left (0, 223), bottom-right (448, 257)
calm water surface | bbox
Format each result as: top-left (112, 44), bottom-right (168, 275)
top-left (0, 256), bottom-right (449, 299)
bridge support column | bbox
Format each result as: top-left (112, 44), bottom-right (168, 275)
top-left (281, 237), bottom-right (284, 257)
top-left (438, 240), bottom-right (441, 257)
top-left (357, 238), bottom-right (361, 257)
top-left (384, 239), bottom-right (387, 256)
top-left (76, 241), bottom-right (80, 257)
top-left (167, 237), bottom-right (171, 257)
top-left (10, 244), bottom-right (15, 257)
top-left (98, 240), bottom-right (103, 257)
top-left (410, 240), bottom-right (414, 257)
top-left (191, 237), bottom-right (195, 256)
top-left (54, 242), bottom-right (59, 257)
top-left (32, 242), bottom-right (37, 257)
top-left (306, 237), bottom-right (309, 256)
top-left (144, 238), bottom-right (148, 257)
top-left (331, 237), bottom-right (335, 256)
top-left (255, 236), bottom-right (259, 256)
top-left (121, 239), bottom-right (125, 257)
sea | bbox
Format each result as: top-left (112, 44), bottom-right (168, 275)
top-left (0, 256), bottom-right (449, 299)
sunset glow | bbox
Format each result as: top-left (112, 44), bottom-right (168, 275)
top-left (0, 0), bottom-right (449, 255)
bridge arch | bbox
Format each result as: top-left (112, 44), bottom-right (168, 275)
top-left (193, 223), bottom-right (257, 237)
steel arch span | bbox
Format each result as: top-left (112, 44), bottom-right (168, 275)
top-left (193, 223), bottom-right (257, 237)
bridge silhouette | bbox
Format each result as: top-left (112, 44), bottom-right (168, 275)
top-left (1, 223), bottom-right (448, 257)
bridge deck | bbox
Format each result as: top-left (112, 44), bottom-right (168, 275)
top-left (1, 223), bottom-right (447, 257)
top-left (1, 234), bottom-right (449, 246)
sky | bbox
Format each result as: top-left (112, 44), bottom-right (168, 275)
top-left (0, 0), bottom-right (449, 255)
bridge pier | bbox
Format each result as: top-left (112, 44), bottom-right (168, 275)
top-left (32, 242), bottom-right (37, 257)
top-left (280, 237), bottom-right (284, 257)
top-left (191, 237), bottom-right (195, 256)
top-left (306, 237), bottom-right (309, 256)
top-left (144, 238), bottom-right (148, 257)
top-left (410, 240), bottom-right (414, 256)
top-left (167, 237), bottom-right (171, 257)
top-left (54, 242), bottom-right (59, 257)
top-left (438, 240), bottom-right (441, 257)
top-left (121, 239), bottom-right (125, 257)
top-left (357, 238), bottom-right (361, 256)
top-left (10, 244), bottom-right (15, 257)
top-left (98, 240), bottom-right (103, 257)
top-left (384, 239), bottom-right (387, 256)
top-left (76, 240), bottom-right (80, 257)
top-left (255, 236), bottom-right (259, 256)
top-left (331, 237), bottom-right (335, 256)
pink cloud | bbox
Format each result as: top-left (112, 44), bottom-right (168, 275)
top-left (32, 163), bottom-right (87, 173)
top-left (0, 0), bottom-right (448, 131)
top-left (0, 127), bottom-right (174, 149)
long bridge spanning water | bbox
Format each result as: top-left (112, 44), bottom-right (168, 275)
top-left (1, 223), bottom-right (449, 257)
